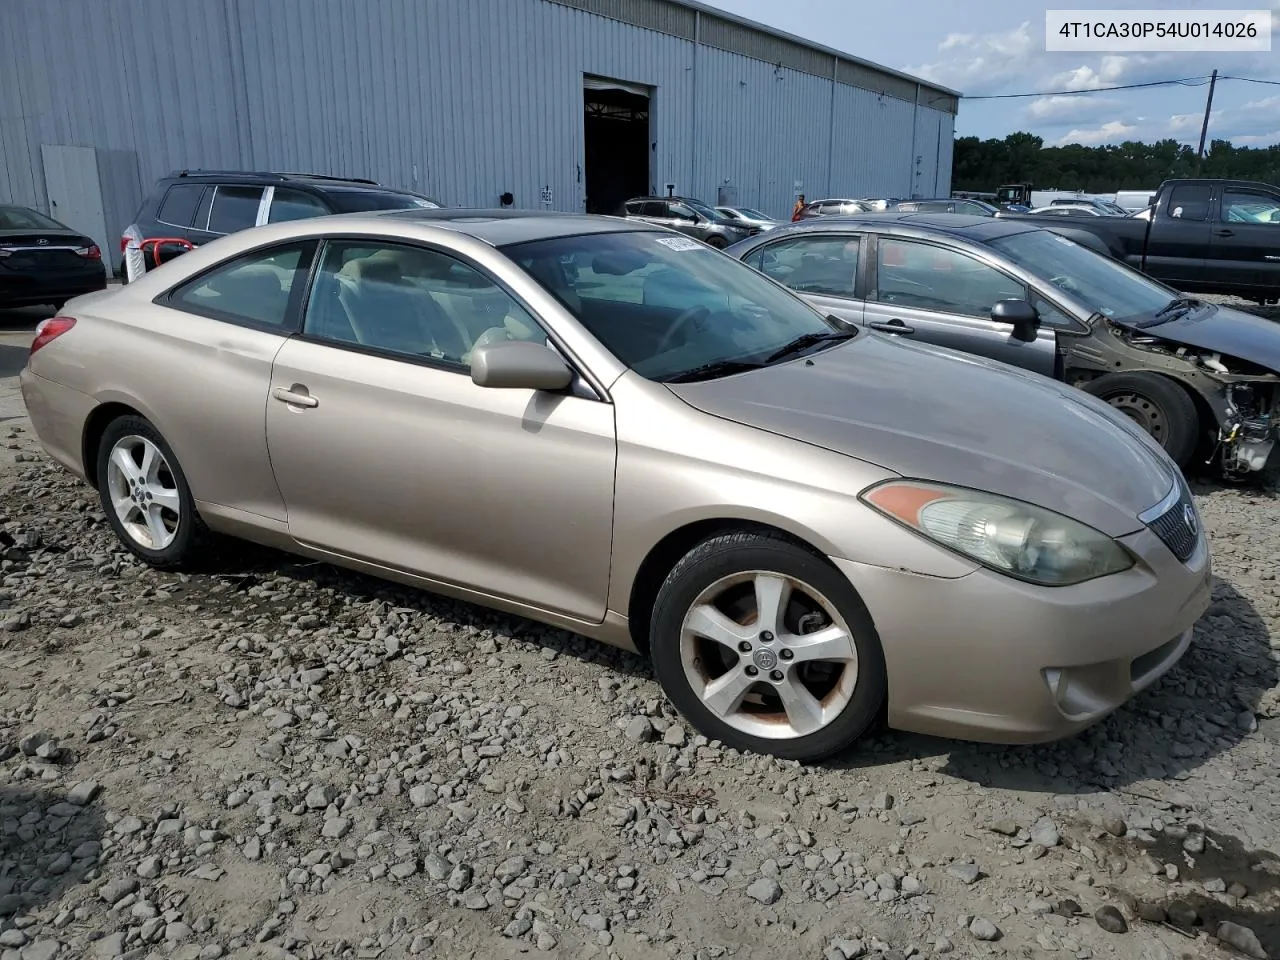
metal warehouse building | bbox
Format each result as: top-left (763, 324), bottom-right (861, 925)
top-left (0, 0), bottom-right (959, 272)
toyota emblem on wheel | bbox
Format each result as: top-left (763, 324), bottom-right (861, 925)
top-left (1183, 502), bottom-right (1198, 536)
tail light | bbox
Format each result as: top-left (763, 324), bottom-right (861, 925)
top-left (30, 316), bottom-right (76, 356)
top-left (75, 244), bottom-right (102, 260)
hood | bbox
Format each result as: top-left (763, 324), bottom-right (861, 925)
top-left (668, 334), bottom-right (1178, 537)
top-left (1118, 303), bottom-right (1280, 375)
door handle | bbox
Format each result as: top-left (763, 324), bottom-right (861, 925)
top-left (272, 386), bottom-right (318, 408)
top-left (868, 319), bottom-right (915, 335)
top-left (1214, 229), bottom-right (1234, 237)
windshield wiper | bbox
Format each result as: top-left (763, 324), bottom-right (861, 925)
top-left (1136, 296), bottom-right (1203, 328)
top-left (662, 359), bottom-right (766, 383)
top-left (765, 330), bottom-right (856, 364)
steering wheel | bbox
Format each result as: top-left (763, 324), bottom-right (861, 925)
top-left (656, 305), bottom-right (710, 354)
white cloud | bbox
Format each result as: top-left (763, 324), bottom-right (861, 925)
top-left (1046, 56), bottom-right (1130, 92)
top-left (904, 20), bottom-right (1036, 93)
top-left (1233, 129), bottom-right (1280, 146)
top-left (1056, 120), bottom-right (1137, 145)
top-left (1025, 95), bottom-right (1121, 124)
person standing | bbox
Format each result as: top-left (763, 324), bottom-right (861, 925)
top-left (791, 194), bottom-right (806, 221)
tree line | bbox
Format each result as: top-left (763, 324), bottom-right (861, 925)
top-left (952, 132), bottom-right (1280, 192)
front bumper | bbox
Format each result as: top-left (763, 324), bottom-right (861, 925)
top-left (832, 525), bottom-right (1212, 744)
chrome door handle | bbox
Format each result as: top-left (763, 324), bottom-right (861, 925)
top-left (272, 386), bottom-right (318, 408)
top-left (868, 320), bottom-right (915, 335)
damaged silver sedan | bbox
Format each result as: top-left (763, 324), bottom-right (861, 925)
top-left (727, 214), bottom-right (1279, 477)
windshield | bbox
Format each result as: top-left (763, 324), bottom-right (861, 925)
top-left (0, 206), bottom-right (66, 230)
top-left (738, 208), bottom-right (769, 220)
top-left (988, 229), bottom-right (1174, 321)
top-left (503, 230), bottom-right (843, 381)
top-left (325, 189), bottom-right (440, 213)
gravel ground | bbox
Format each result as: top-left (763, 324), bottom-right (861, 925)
top-left (0, 345), bottom-right (1278, 959)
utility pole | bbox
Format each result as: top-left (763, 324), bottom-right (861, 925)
top-left (1196, 69), bottom-right (1218, 160)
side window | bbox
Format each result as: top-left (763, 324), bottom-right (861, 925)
top-left (624, 201), bottom-right (643, 216)
top-left (268, 188), bottom-right (330, 223)
top-left (876, 238), bottom-right (1024, 318)
top-left (1165, 185), bottom-right (1211, 221)
top-left (303, 241), bottom-right (547, 370)
top-left (207, 185), bottom-right (265, 234)
top-left (167, 242), bottom-right (314, 329)
top-left (1221, 189), bottom-right (1280, 225)
top-left (755, 236), bottom-right (860, 298)
top-left (1031, 294), bottom-right (1084, 331)
top-left (641, 202), bottom-right (667, 217)
top-left (156, 185), bottom-right (204, 228)
top-left (669, 202), bottom-right (696, 221)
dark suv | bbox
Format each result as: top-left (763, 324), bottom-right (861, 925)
top-left (620, 196), bottom-right (757, 248)
top-left (121, 170), bottom-right (441, 280)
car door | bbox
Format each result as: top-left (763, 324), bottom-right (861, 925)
top-left (152, 239), bottom-right (318, 521)
top-left (666, 201), bottom-right (703, 239)
top-left (863, 235), bottom-right (1056, 376)
top-left (187, 184), bottom-right (266, 246)
top-left (264, 237), bottom-right (617, 622)
top-left (1211, 185), bottom-right (1280, 294)
top-left (1146, 183), bottom-right (1212, 287)
top-left (742, 234), bottom-right (864, 328)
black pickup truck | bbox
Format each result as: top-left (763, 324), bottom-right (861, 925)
top-left (1007, 178), bottom-right (1280, 304)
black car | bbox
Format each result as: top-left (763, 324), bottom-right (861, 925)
top-left (619, 196), bottom-right (757, 248)
top-left (0, 205), bottom-right (108, 310)
top-left (121, 170), bottom-right (442, 280)
top-left (727, 212), bottom-right (1280, 477)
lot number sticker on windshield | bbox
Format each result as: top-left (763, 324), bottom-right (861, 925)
top-left (653, 236), bottom-right (704, 252)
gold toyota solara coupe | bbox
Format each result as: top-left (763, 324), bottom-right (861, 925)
top-left (20, 209), bottom-right (1212, 761)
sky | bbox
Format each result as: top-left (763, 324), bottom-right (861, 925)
top-left (701, 0), bottom-right (1280, 148)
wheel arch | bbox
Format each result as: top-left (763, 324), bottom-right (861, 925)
top-left (81, 401), bottom-right (147, 490)
top-left (624, 517), bottom-right (834, 655)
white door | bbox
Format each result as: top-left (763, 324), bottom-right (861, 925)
top-left (41, 145), bottom-right (109, 258)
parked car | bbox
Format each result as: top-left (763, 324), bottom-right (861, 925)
top-left (0, 205), bottom-right (107, 311)
top-left (715, 206), bottom-right (781, 231)
top-left (727, 213), bottom-right (1280, 476)
top-left (892, 198), bottom-right (999, 216)
top-left (793, 199), bottom-right (868, 220)
top-left (22, 209), bottom-right (1210, 760)
top-left (1027, 204), bottom-right (1106, 217)
top-left (620, 196), bottom-right (756, 248)
top-left (1012, 178), bottom-right (1280, 304)
top-left (1046, 197), bottom-right (1128, 216)
top-left (121, 170), bottom-right (441, 281)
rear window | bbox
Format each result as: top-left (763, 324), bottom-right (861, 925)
top-left (324, 189), bottom-right (440, 213)
top-left (157, 185), bottom-right (204, 227)
top-left (0, 206), bottom-right (65, 230)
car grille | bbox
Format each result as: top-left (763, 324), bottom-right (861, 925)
top-left (1145, 480), bottom-right (1199, 562)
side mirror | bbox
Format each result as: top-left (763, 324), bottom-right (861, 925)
top-left (470, 340), bottom-right (573, 391)
top-left (991, 298), bottom-right (1040, 343)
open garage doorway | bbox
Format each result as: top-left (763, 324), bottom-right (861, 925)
top-left (583, 76), bottom-right (651, 215)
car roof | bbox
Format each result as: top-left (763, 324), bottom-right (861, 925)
top-left (775, 211), bottom-right (1039, 241)
top-left (377, 208), bottom-right (661, 244)
top-left (160, 170), bottom-right (393, 190)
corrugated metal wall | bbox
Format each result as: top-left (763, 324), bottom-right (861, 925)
top-left (0, 0), bottom-right (955, 233)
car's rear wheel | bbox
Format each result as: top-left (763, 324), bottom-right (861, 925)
top-left (1082, 372), bottom-right (1199, 468)
top-left (649, 531), bottom-right (886, 762)
top-left (96, 415), bottom-right (205, 569)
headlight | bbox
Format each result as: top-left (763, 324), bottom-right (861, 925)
top-left (860, 480), bottom-right (1134, 586)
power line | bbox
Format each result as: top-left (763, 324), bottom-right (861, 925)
top-left (1218, 75), bottom-right (1280, 87)
top-left (962, 76), bottom-right (1212, 100)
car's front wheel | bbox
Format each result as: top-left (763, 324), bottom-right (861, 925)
top-left (1082, 372), bottom-right (1199, 468)
top-left (649, 530), bottom-right (886, 762)
top-left (96, 415), bottom-right (206, 569)
top-left (705, 236), bottom-right (728, 249)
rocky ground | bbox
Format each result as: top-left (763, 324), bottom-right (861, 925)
top-left (0, 334), bottom-right (1278, 960)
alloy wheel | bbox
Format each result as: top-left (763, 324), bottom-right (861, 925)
top-left (105, 435), bottom-right (182, 550)
top-left (679, 571), bottom-right (860, 740)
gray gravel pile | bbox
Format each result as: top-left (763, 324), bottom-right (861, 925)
top-left (0, 428), bottom-right (1276, 959)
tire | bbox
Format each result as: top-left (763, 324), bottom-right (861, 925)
top-left (706, 236), bottom-right (728, 250)
top-left (649, 530), bottom-right (887, 762)
top-left (95, 415), bottom-right (206, 569)
top-left (1081, 372), bottom-right (1199, 468)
